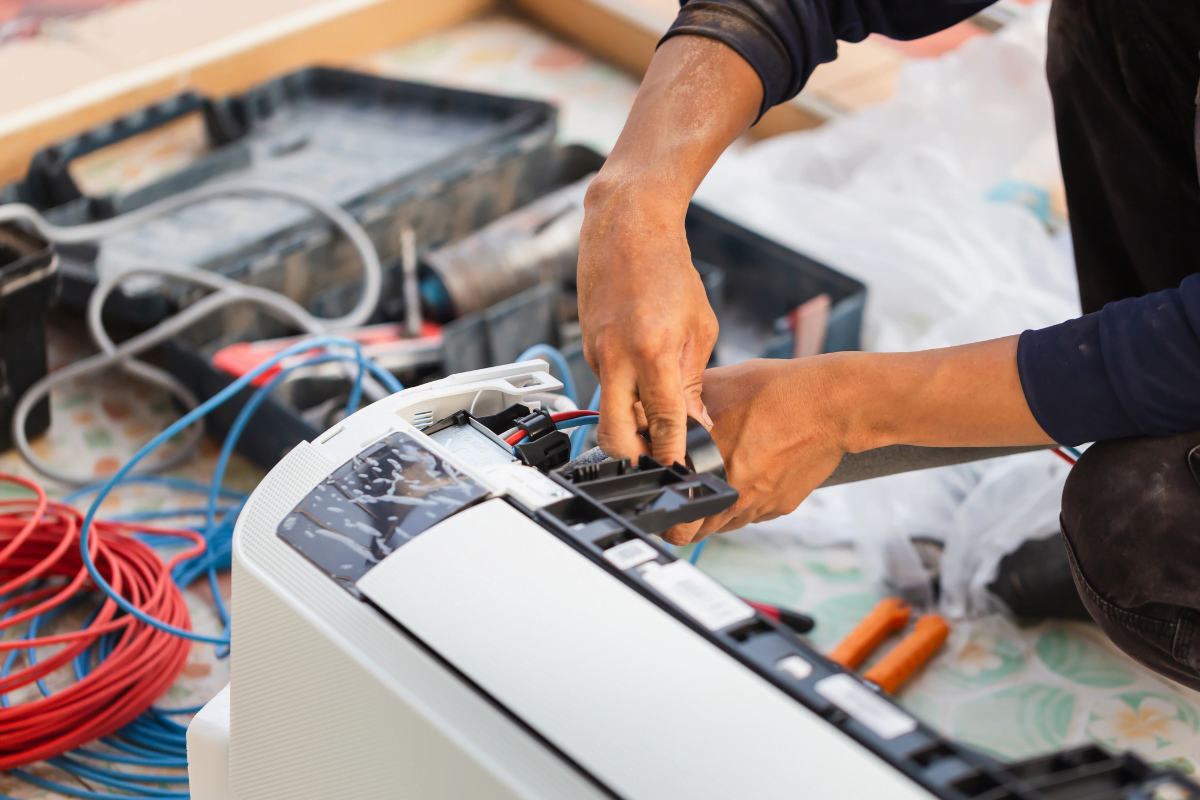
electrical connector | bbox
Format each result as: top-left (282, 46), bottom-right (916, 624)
top-left (514, 409), bottom-right (557, 441)
top-left (516, 430), bottom-right (573, 471)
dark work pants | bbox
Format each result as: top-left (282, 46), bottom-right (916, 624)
top-left (1035, 0), bottom-right (1200, 688)
top-left (1047, 0), bottom-right (1200, 312)
top-left (1060, 434), bottom-right (1200, 692)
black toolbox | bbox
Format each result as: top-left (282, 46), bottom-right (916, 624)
top-left (11, 70), bottom-right (865, 471)
top-left (0, 224), bottom-right (60, 452)
top-left (161, 144), bottom-right (605, 469)
top-left (3, 68), bottom-right (560, 331)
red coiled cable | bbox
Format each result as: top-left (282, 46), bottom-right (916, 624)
top-left (0, 472), bottom-right (199, 768)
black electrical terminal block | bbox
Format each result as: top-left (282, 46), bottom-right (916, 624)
top-left (512, 409), bottom-right (572, 472)
top-left (471, 404), bottom-right (532, 436)
top-left (516, 432), bottom-right (572, 472)
top-left (947, 745), bottom-right (1200, 800)
top-left (558, 455), bottom-right (738, 535)
top-left (514, 409), bottom-right (555, 441)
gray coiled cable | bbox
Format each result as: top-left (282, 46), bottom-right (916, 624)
top-left (1, 180), bottom-right (384, 486)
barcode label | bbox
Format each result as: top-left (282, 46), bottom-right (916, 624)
top-left (642, 561), bottom-right (753, 631)
top-left (814, 674), bottom-right (917, 740)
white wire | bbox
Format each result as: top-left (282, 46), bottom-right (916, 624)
top-left (5, 180), bottom-right (386, 486)
top-left (469, 389), bottom-right (501, 416)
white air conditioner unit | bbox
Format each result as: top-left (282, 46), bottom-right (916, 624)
top-left (186, 360), bottom-right (1199, 800)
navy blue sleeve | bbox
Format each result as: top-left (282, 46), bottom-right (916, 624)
top-left (1018, 274), bottom-right (1200, 446)
top-left (662, 0), bottom-right (995, 118)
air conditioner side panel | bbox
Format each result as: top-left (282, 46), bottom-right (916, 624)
top-left (230, 440), bottom-right (608, 800)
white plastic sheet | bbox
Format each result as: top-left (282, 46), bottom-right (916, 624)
top-left (695, 3), bottom-right (1078, 617)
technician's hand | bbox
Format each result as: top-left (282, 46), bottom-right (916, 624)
top-left (661, 336), bottom-right (1058, 545)
top-left (576, 34), bottom-right (762, 466)
top-left (661, 358), bottom-right (848, 545)
top-left (579, 189), bottom-right (716, 466)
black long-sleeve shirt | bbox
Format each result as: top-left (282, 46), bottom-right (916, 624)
top-left (664, 0), bottom-right (1200, 445)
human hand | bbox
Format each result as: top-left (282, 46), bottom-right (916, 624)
top-left (578, 184), bottom-right (717, 466)
top-left (575, 34), bottom-right (761, 466)
top-left (661, 357), bottom-right (849, 545)
top-left (660, 335), bottom-right (1056, 545)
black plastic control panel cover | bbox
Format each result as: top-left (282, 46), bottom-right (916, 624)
top-left (557, 454), bottom-right (738, 534)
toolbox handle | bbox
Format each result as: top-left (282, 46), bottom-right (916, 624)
top-left (21, 91), bottom-right (245, 212)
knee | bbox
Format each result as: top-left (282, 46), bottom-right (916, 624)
top-left (1061, 433), bottom-right (1200, 595)
top-left (1060, 432), bottom-right (1200, 690)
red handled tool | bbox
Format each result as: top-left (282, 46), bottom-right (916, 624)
top-left (742, 599), bottom-right (816, 634)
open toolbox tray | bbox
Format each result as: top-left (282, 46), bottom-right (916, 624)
top-left (162, 142), bottom-right (866, 471)
top-left (162, 145), bottom-right (600, 469)
top-left (3, 68), bottom-right (559, 328)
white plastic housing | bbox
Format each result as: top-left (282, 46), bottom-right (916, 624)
top-left (191, 360), bottom-right (933, 800)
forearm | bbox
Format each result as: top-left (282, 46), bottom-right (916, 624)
top-left (684, 342), bottom-right (1052, 540)
top-left (576, 35), bottom-right (762, 463)
top-left (584, 35), bottom-right (761, 214)
top-left (826, 336), bottom-right (1056, 452)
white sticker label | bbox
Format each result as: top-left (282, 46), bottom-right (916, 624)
top-left (603, 539), bottom-right (659, 571)
top-left (777, 655), bottom-right (814, 681)
top-left (482, 463), bottom-right (570, 508)
top-left (642, 561), bottom-right (754, 631)
top-left (814, 674), bottom-right (917, 740)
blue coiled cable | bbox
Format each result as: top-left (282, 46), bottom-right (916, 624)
top-left (75, 336), bottom-right (400, 644)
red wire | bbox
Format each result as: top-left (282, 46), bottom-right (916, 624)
top-left (505, 410), bottom-right (599, 445)
top-left (548, 411), bottom-right (600, 421)
top-left (1052, 449), bottom-right (1077, 466)
top-left (0, 472), bottom-right (196, 769)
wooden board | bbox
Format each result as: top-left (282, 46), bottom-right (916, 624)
top-left (0, 0), bottom-right (924, 186)
top-left (0, 0), bottom-right (491, 185)
top-left (513, 0), bottom-right (913, 136)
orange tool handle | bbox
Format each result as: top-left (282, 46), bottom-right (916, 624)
top-left (863, 614), bottom-right (950, 693)
top-left (827, 598), bottom-right (911, 670)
